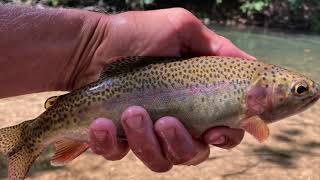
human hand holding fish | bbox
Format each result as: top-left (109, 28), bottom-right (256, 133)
top-left (86, 8), bottom-right (255, 171)
top-left (0, 5), bottom-right (253, 172)
top-left (1, 5), bottom-right (319, 180)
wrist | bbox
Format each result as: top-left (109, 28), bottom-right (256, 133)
top-left (78, 11), bottom-right (151, 90)
top-left (73, 12), bottom-right (132, 90)
top-left (55, 8), bottom-right (110, 91)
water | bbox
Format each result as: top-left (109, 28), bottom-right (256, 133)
top-left (212, 25), bottom-right (320, 82)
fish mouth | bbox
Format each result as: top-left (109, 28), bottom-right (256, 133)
top-left (294, 92), bottom-right (320, 114)
top-left (303, 94), bottom-right (319, 107)
top-left (300, 82), bottom-right (320, 107)
top-left (308, 92), bottom-right (320, 105)
top-left (308, 83), bottom-right (320, 104)
top-left (262, 91), bottom-right (320, 123)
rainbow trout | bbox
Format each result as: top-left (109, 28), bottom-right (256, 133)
top-left (0, 56), bottom-right (319, 179)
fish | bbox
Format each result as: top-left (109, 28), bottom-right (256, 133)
top-left (0, 56), bottom-right (319, 179)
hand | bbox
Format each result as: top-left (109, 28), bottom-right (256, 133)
top-left (89, 107), bottom-right (245, 172)
top-left (76, 8), bottom-right (255, 88)
top-left (88, 8), bottom-right (252, 172)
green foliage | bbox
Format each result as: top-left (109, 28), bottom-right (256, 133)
top-left (19, 0), bottom-right (99, 7)
top-left (137, 0), bottom-right (154, 8)
top-left (1, 0), bottom-right (319, 33)
top-left (311, 12), bottom-right (320, 33)
top-left (240, 0), bottom-right (271, 13)
top-left (49, 0), bottom-right (67, 6)
top-left (286, 0), bottom-right (320, 33)
top-left (216, 0), bottom-right (223, 4)
top-left (288, 0), bottom-right (303, 11)
top-left (141, 0), bottom-right (154, 5)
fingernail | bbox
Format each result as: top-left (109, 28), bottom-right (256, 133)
top-left (160, 127), bottom-right (180, 159)
top-left (94, 118), bottom-right (108, 126)
top-left (125, 115), bottom-right (143, 129)
top-left (209, 136), bottom-right (226, 145)
top-left (93, 130), bottom-right (109, 142)
top-left (162, 127), bottom-right (176, 140)
top-left (156, 121), bottom-right (177, 140)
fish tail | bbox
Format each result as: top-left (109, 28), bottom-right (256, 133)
top-left (7, 143), bottom-right (43, 180)
top-left (0, 120), bottom-right (33, 155)
top-left (0, 119), bottom-right (42, 180)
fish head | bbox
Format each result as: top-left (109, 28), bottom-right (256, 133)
top-left (248, 65), bottom-right (320, 123)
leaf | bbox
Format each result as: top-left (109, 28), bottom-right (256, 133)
top-left (143, 0), bottom-right (154, 5)
top-left (253, 2), bottom-right (265, 11)
top-left (216, 0), bottom-right (223, 4)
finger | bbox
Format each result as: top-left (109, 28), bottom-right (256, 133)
top-left (89, 118), bottom-right (129, 160)
top-left (121, 106), bottom-right (172, 172)
top-left (188, 26), bottom-right (256, 59)
top-left (203, 126), bottom-right (245, 149)
top-left (210, 34), bottom-right (256, 60)
top-left (164, 8), bottom-right (255, 59)
top-left (154, 116), bottom-right (209, 165)
top-left (186, 25), bottom-right (256, 60)
top-left (182, 141), bottom-right (210, 166)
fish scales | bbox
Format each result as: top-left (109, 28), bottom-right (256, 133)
top-left (39, 57), bottom-right (260, 137)
top-left (0, 56), bottom-right (319, 180)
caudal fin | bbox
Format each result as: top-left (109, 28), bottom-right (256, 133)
top-left (0, 119), bottom-right (42, 180)
top-left (8, 144), bottom-right (43, 180)
top-left (0, 120), bottom-right (32, 155)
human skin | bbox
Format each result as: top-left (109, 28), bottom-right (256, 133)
top-left (0, 5), bottom-right (254, 172)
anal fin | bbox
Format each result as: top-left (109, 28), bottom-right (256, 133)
top-left (240, 116), bottom-right (270, 142)
top-left (51, 138), bottom-right (89, 166)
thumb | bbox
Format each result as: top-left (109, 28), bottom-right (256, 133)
top-left (165, 8), bottom-right (255, 59)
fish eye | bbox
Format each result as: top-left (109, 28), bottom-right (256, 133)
top-left (292, 81), bottom-right (309, 96)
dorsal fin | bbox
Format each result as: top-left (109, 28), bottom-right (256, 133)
top-left (100, 56), bottom-right (186, 78)
top-left (44, 96), bottom-right (59, 109)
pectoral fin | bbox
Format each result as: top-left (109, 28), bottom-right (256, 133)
top-left (51, 138), bottom-right (89, 166)
top-left (240, 116), bottom-right (270, 142)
